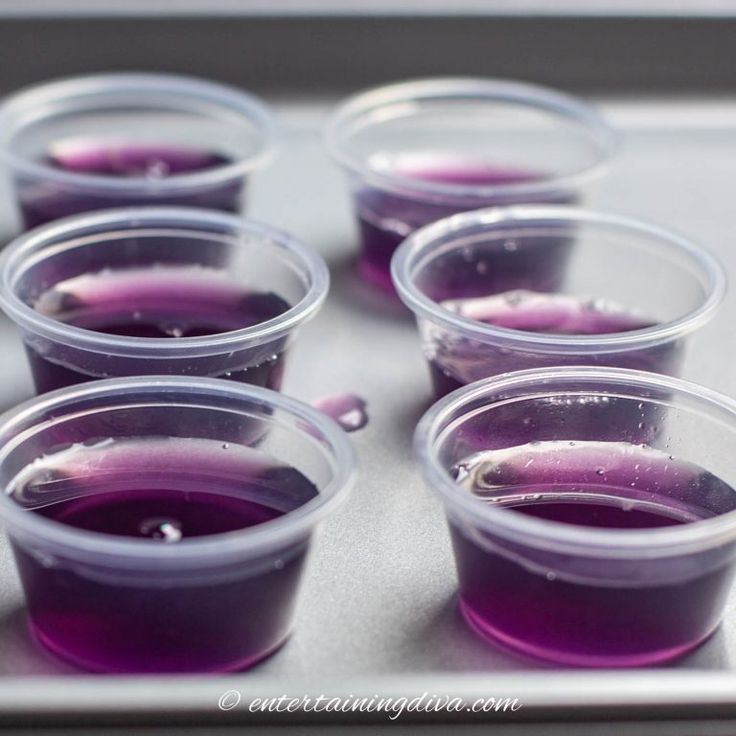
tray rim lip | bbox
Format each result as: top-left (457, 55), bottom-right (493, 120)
top-left (1, 1), bottom-right (736, 20)
top-left (2, 670), bottom-right (736, 721)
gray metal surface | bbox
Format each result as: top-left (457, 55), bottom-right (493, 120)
top-left (0, 98), bottom-right (735, 729)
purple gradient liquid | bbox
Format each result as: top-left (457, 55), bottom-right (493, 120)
top-left (27, 265), bottom-right (291, 393)
top-left (429, 290), bottom-right (675, 398)
top-left (450, 441), bottom-right (736, 665)
top-left (18, 141), bottom-right (243, 229)
top-left (10, 438), bottom-right (318, 673)
top-left (355, 161), bottom-right (573, 290)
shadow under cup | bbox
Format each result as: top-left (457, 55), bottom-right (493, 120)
top-left (392, 207), bottom-right (725, 399)
top-left (0, 73), bottom-right (275, 231)
top-left (416, 368), bottom-right (736, 667)
top-left (0, 377), bottom-right (355, 673)
top-left (0, 207), bottom-right (329, 394)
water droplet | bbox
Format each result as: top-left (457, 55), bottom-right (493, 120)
top-left (274, 559), bottom-right (284, 570)
top-left (596, 468), bottom-right (605, 476)
top-left (146, 159), bottom-right (169, 179)
top-left (163, 324), bottom-right (184, 338)
top-left (140, 518), bottom-right (183, 543)
top-left (545, 571), bottom-right (557, 581)
top-left (33, 551), bottom-right (57, 568)
top-left (452, 464), bottom-right (470, 483)
top-left (505, 290), bottom-right (523, 306)
top-left (311, 394), bottom-right (368, 432)
top-left (222, 443), bottom-right (230, 450)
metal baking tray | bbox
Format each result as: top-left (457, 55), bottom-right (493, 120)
top-left (0, 97), bottom-right (735, 733)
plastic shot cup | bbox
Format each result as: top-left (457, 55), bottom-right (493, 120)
top-left (0, 207), bottom-right (328, 394)
top-left (325, 77), bottom-right (617, 291)
top-left (392, 206), bottom-right (725, 399)
top-left (416, 367), bottom-right (736, 667)
top-left (0, 73), bottom-right (275, 231)
top-left (0, 376), bottom-right (355, 673)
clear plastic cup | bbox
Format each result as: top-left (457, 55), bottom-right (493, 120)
top-left (416, 367), bottom-right (736, 667)
top-left (0, 376), bottom-right (355, 673)
top-left (0, 207), bottom-right (328, 394)
top-left (392, 206), bottom-right (725, 399)
top-left (0, 73), bottom-right (275, 230)
top-left (325, 77), bottom-right (617, 291)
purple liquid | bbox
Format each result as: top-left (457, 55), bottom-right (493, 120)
top-left (509, 500), bottom-right (685, 528)
top-left (18, 141), bottom-right (243, 229)
top-left (355, 161), bottom-right (573, 290)
top-left (36, 488), bottom-right (283, 539)
top-left (428, 290), bottom-right (676, 398)
top-left (450, 441), bottom-right (736, 666)
top-left (27, 266), bottom-right (291, 393)
top-left (10, 438), bottom-right (318, 673)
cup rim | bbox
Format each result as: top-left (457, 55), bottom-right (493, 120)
top-left (0, 206), bottom-right (330, 358)
top-left (0, 376), bottom-right (357, 567)
top-left (324, 77), bottom-right (619, 201)
top-left (0, 72), bottom-right (276, 192)
top-left (392, 205), bottom-right (726, 353)
top-left (416, 366), bottom-right (736, 558)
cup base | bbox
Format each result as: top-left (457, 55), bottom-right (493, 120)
top-left (459, 599), bottom-right (715, 668)
top-left (29, 618), bottom-right (291, 674)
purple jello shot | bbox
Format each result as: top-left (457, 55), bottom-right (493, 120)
top-left (0, 207), bottom-right (328, 394)
top-left (0, 73), bottom-right (275, 230)
top-left (0, 377), bottom-right (355, 673)
top-left (392, 206), bottom-right (725, 399)
top-left (325, 78), bottom-right (617, 290)
top-left (416, 367), bottom-right (736, 667)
